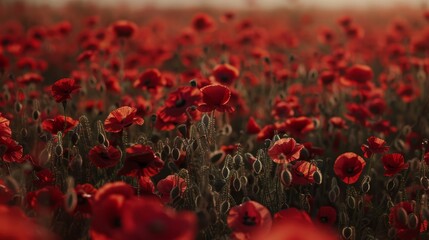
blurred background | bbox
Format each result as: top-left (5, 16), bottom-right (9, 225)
top-left (14, 0), bottom-right (428, 9)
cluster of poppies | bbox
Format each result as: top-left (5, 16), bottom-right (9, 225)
top-left (2, 1), bottom-right (429, 239)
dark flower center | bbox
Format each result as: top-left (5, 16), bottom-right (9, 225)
top-left (112, 216), bottom-right (122, 228)
top-left (320, 216), bottom-right (328, 223)
top-left (175, 98), bottom-right (186, 108)
top-left (346, 167), bottom-right (354, 174)
top-left (242, 211), bottom-right (257, 226)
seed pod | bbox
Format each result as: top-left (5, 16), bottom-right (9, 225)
top-left (172, 148), bottom-right (181, 161)
top-left (233, 176), bottom-right (241, 191)
top-left (264, 139), bottom-right (271, 148)
top-left (64, 188), bottom-right (77, 213)
top-left (240, 176), bottom-right (248, 187)
top-left (253, 159), bottom-right (263, 174)
top-left (97, 133), bottom-right (106, 145)
top-left (14, 102), bottom-right (22, 113)
top-left (387, 228), bottom-right (396, 239)
top-left (233, 154), bottom-right (243, 167)
top-left (32, 110), bottom-right (41, 120)
top-left (386, 178), bottom-right (396, 191)
top-left (347, 195), bottom-right (356, 209)
top-left (252, 183), bottom-right (260, 194)
top-left (221, 165), bottom-right (230, 179)
top-left (176, 124), bottom-right (187, 137)
top-left (313, 170), bottom-right (323, 184)
top-left (408, 213), bottom-right (419, 230)
top-left (342, 227), bottom-right (353, 240)
top-left (280, 169), bottom-right (292, 187)
top-left (55, 144), bottom-right (63, 157)
top-left (220, 201), bottom-right (230, 215)
top-left (420, 177), bottom-right (429, 190)
top-left (396, 207), bottom-right (408, 226)
top-left (202, 114), bottom-right (210, 127)
top-left (361, 181), bottom-right (371, 193)
top-left (331, 177), bottom-right (338, 188)
top-left (273, 134), bottom-right (281, 142)
top-left (189, 79), bottom-right (197, 87)
top-left (210, 151), bottom-right (225, 165)
top-left (170, 185), bottom-right (181, 201)
top-left (328, 189), bottom-right (337, 203)
top-left (71, 132), bottom-right (79, 145)
top-left (222, 124), bottom-right (232, 136)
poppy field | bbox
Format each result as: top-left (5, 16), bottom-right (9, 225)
top-left (2, 1), bottom-right (429, 240)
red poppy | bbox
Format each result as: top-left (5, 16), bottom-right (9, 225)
top-left (198, 84), bottom-right (234, 113)
top-left (34, 169), bottom-right (55, 188)
top-left (397, 84), bottom-right (420, 103)
top-left (334, 152), bottom-right (366, 184)
top-left (120, 197), bottom-right (197, 240)
top-left (27, 186), bottom-right (64, 212)
top-left (118, 144), bottom-right (164, 177)
top-left (291, 161), bottom-right (319, 185)
top-left (17, 72), bottom-right (44, 85)
top-left (361, 136), bottom-right (389, 158)
top-left (319, 71), bottom-right (336, 86)
top-left (212, 64), bottom-right (239, 85)
top-left (382, 153), bottom-right (409, 176)
top-left (74, 183), bottom-right (97, 217)
top-left (268, 138), bottom-right (304, 164)
top-left (133, 68), bottom-right (164, 91)
top-left (227, 200), bottom-right (272, 240)
top-left (41, 115), bottom-right (79, 135)
top-left (271, 99), bottom-right (295, 120)
top-left (317, 206), bottom-right (337, 225)
top-left (246, 117), bottom-right (261, 134)
top-left (156, 175), bottom-right (187, 203)
top-left (273, 208), bottom-right (312, 224)
top-left (111, 20), bottom-right (138, 38)
top-left (157, 86), bottom-right (202, 123)
top-left (191, 13), bottom-right (215, 32)
top-left (138, 176), bottom-right (155, 196)
top-left (104, 106), bottom-right (144, 133)
top-left (346, 103), bottom-right (372, 125)
top-left (89, 145), bottom-right (122, 168)
top-left (0, 137), bottom-right (23, 163)
top-left (50, 78), bottom-right (80, 103)
top-left (342, 64), bottom-right (373, 86)
top-left (0, 114), bottom-right (11, 139)
top-left (283, 116), bottom-right (315, 138)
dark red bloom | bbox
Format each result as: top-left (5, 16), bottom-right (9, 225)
top-left (361, 136), bottom-right (389, 158)
top-left (198, 84), bottom-right (234, 113)
top-left (111, 20), bottom-right (138, 38)
top-left (50, 78), bottom-right (80, 103)
top-left (290, 161), bottom-right (319, 185)
top-left (0, 137), bottom-right (23, 163)
top-left (104, 106), bottom-right (144, 133)
top-left (342, 64), bottom-right (373, 86)
top-left (41, 115), bottom-right (79, 135)
top-left (133, 69), bottom-right (164, 91)
top-left (74, 184), bottom-right (97, 217)
top-left (227, 201), bottom-right (272, 240)
top-left (18, 72), bottom-right (44, 85)
top-left (0, 114), bottom-right (11, 139)
top-left (118, 144), bottom-right (164, 177)
top-left (158, 86), bottom-right (202, 123)
top-left (89, 145), bottom-right (122, 168)
top-left (283, 116), bottom-right (315, 138)
top-left (268, 138), bottom-right (304, 164)
top-left (191, 13), bottom-right (215, 32)
top-left (273, 208), bottom-right (312, 224)
top-left (246, 117), bottom-right (261, 134)
top-left (334, 152), bottom-right (366, 184)
top-left (382, 153), bottom-right (409, 176)
top-left (212, 64), bottom-right (239, 85)
top-left (317, 206), bottom-right (337, 225)
top-left (34, 169), bottom-right (55, 188)
top-left (138, 176), bottom-right (155, 196)
top-left (27, 186), bottom-right (64, 212)
top-left (156, 175), bottom-right (187, 203)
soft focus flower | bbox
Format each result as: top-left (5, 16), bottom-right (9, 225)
top-left (104, 106), bottom-right (144, 133)
top-left (212, 64), bottom-right (239, 85)
top-left (268, 138), bottom-right (304, 164)
top-left (41, 115), bottom-right (79, 135)
top-left (111, 20), bottom-right (138, 38)
top-left (361, 136), bottom-right (389, 158)
top-left (50, 78), bottom-right (80, 103)
top-left (156, 175), bottom-right (187, 203)
top-left (381, 153), bottom-right (409, 176)
top-left (89, 145), bottom-right (122, 168)
top-left (118, 144), bottom-right (164, 177)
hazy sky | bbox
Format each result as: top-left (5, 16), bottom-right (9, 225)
top-left (24, 0), bottom-right (427, 9)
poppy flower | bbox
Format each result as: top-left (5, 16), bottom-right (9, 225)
top-left (342, 64), bottom-right (373, 86)
top-left (381, 153), bottom-right (409, 176)
top-left (111, 20), bottom-right (138, 38)
top-left (156, 175), bottom-right (187, 203)
top-left (74, 183), bottom-right (97, 217)
top-left (317, 206), bottom-right (337, 225)
top-left (268, 138), bottom-right (304, 164)
top-left (361, 136), bottom-right (389, 158)
top-left (27, 186), bottom-right (64, 212)
top-left (0, 114), bottom-right (11, 139)
top-left (212, 64), bottom-right (239, 85)
top-left (334, 152), bottom-right (366, 184)
top-left (246, 117), bottom-right (261, 134)
top-left (89, 145), bottom-right (122, 168)
top-left (120, 197), bottom-right (197, 240)
top-left (290, 161), bottom-right (319, 185)
top-left (34, 169), bottom-right (55, 188)
top-left (0, 137), bottom-right (23, 163)
top-left (17, 72), bottom-right (44, 85)
top-left (118, 144), bottom-right (164, 177)
top-left (138, 176), bottom-right (155, 196)
top-left (397, 84), bottom-right (420, 103)
top-left (198, 84), bottom-right (234, 113)
top-left (50, 78), bottom-right (80, 103)
top-left (283, 116), bottom-right (315, 138)
top-left (191, 13), bottom-right (215, 32)
top-left (346, 103), bottom-right (372, 125)
top-left (133, 68), bottom-right (164, 91)
top-left (41, 115), bottom-right (79, 135)
top-left (157, 86), bottom-right (202, 123)
top-left (104, 106), bottom-right (144, 133)
top-left (271, 99), bottom-right (295, 120)
top-left (273, 208), bottom-right (312, 224)
top-left (227, 200), bottom-right (272, 240)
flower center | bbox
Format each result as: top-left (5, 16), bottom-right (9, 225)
top-left (242, 211), bottom-right (257, 226)
top-left (175, 98), bottom-right (186, 108)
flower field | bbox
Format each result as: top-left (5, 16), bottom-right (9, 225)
top-left (1, 1), bottom-right (429, 239)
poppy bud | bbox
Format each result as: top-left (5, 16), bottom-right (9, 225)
top-left (14, 102), bottom-right (22, 113)
top-left (210, 151), bottom-right (225, 165)
top-left (233, 176), bottom-right (241, 191)
top-left (220, 200), bottom-right (230, 215)
top-left (172, 148), bottom-right (181, 161)
top-left (342, 227), bottom-right (354, 240)
top-left (396, 207), bottom-right (409, 226)
top-left (280, 169), bottom-right (292, 187)
top-left (189, 79), bottom-right (197, 87)
top-left (97, 133), bottom-right (106, 145)
top-left (346, 196), bottom-right (356, 209)
top-left (71, 132), bottom-right (79, 145)
top-left (176, 124), bottom-right (187, 137)
top-left (253, 159), bottom-right (263, 174)
top-left (408, 213), bottom-right (419, 229)
top-left (221, 164), bottom-right (230, 179)
top-left (32, 110), bottom-right (41, 120)
top-left (150, 114), bottom-right (157, 122)
top-left (240, 176), bottom-right (248, 187)
top-left (55, 144), bottom-right (63, 157)
top-left (421, 177), bottom-right (429, 190)
top-left (264, 139), bottom-right (271, 148)
top-left (313, 170), bottom-right (323, 184)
